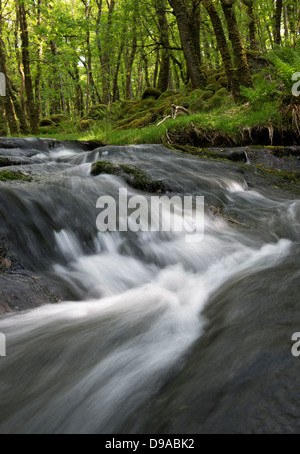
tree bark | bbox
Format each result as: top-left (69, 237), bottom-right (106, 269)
top-left (220, 0), bottom-right (253, 88)
top-left (0, 97), bottom-right (7, 136)
top-left (168, 0), bottom-right (206, 89)
top-left (242, 0), bottom-right (256, 50)
top-left (203, 0), bottom-right (240, 99)
top-left (274, 0), bottom-right (283, 44)
top-left (18, 0), bottom-right (39, 134)
top-left (155, 0), bottom-right (170, 92)
top-left (0, 1), bottom-right (19, 135)
top-left (125, 26), bottom-right (137, 99)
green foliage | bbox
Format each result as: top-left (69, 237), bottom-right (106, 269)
top-left (0, 171), bottom-right (32, 182)
top-left (240, 76), bottom-right (281, 109)
top-left (267, 45), bottom-right (300, 92)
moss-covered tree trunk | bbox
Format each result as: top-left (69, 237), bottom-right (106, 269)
top-left (125, 28), bottom-right (137, 99)
top-left (0, 97), bottom-right (7, 137)
top-left (274, 0), bottom-right (283, 44)
top-left (220, 0), bottom-right (253, 88)
top-left (8, 82), bottom-right (29, 134)
top-left (18, 0), bottom-right (39, 134)
top-left (155, 0), bottom-right (170, 93)
top-left (203, 0), bottom-right (240, 100)
top-left (242, 0), bottom-right (256, 50)
top-left (168, 0), bottom-right (206, 89)
top-left (0, 1), bottom-right (19, 135)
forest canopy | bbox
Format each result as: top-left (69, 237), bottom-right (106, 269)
top-left (0, 0), bottom-right (299, 138)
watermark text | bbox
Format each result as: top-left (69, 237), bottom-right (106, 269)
top-left (96, 189), bottom-right (205, 243)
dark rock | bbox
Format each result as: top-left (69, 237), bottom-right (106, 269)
top-left (91, 161), bottom-right (166, 193)
top-left (142, 87), bottom-right (162, 100)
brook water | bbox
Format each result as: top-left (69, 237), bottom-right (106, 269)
top-left (0, 139), bottom-right (299, 434)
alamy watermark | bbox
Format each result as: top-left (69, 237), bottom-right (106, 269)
top-left (0, 72), bottom-right (5, 97)
top-left (292, 333), bottom-right (300, 358)
top-left (96, 189), bottom-right (205, 243)
top-left (0, 332), bottom-right (6, 357)
top-left (292, 73), bottom-right (300, 97)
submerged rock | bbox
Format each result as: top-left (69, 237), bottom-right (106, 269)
top-left (91, 161), bottom-right (166, 193)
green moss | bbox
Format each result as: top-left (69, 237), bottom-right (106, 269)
top-left (40, 118), bottom-right (55, 127)
top-left (0, 171), bottom-right (32, 182)
top-left (218, 77), bottom-right (229, 89)
top-left (201, 90), bottom-right (214, 101)
top-left (50, 114), bottom-right (68, 124)
top-left (142, 87), bottom-right (162, 100)
top-left (158, 90), bottom-right (177, 100)
top-left (207, 88), bottom-right (229, 109)
top-left (207, 75), bottom-right (217, 87)
top-left (80, 119), bottom-right (95, 131)
top-left (91, 161), bottom-right (164, 192)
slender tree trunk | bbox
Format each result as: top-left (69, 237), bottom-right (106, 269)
top-left (155, 0), bottom-right (170, 92)
top-left (35, 0), bottom-right (42, 121)
top-left (112, 41), bottom-right (124, 102)
top-left (8, 83), bottom-right (29, 134)
top-left (0, 1), bottom-right (19, 135)
top-left (14, 9), bottom-right (27, 121)
top-left (18, 0), bottom-right (39, 134)
top-left (242, 0), bottom-right (256, 50)
top-left (0, 97), bottom-right (7, 136)
top-left (153, 47), bottom-right (160, 88)
top-left (203, 0), bottom-right (240, 99)
top-left (274, 0), bottom-right (283, 44)
top-left (96, 0), bottom-right (115, 105)
top-left (168, 0), bottom-right (206, 89)
top-left (283, 4), bottom-right (289, 40)
top-left (125, 26), bottom-right (137, 99)
top-left (50, 41), bottom-right (61, 114)
top-left (220, 0), bottom-right (253, 88)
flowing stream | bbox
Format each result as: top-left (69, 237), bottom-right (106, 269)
top-left (0, 139), bottom-right (299, 434)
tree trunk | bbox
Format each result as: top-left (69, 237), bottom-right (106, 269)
top-left (168, 0), bottom-right (206, 89)
top-left (125, 28), bottom-right (137, 99)
top-left (203, 0), bottom-right (240, 99)
top-left (220, 0), bottom-right (253, 88)
top-left (35, 0), bottom-right (42, 121)
top-left (96, 0), bottom-right (115, 105)
top-left (155, 0), bottom-right (170, 92)
top-left (0, 97), bottom-right (7, 137)
top-left (242, 0), bottom-right (256, 50)
top-left (18, 0), bottom-right (39, 134)
top-left (112, 41), bottom-right (124, 102)
top-left (0, 1), bottom-right (19, 135)
top-left (274, 0), bottom-right (283, 44)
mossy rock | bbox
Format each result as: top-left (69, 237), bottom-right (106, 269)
top-left (158, 90), bottom-right (177, 100)
top-left (215, 71), bottom-right (226, 80)
top-left (80, 119), bottom-right (95, 131)
top-left (200, 90), bottom-right (214, 101)
top-left (39, 126), bottom-right (57, 135)
top-left (91, 161), bottom-right (165, 193)
top-left (207, 75), bottom-right (217, 87)
top-left (40, 118), bottom-right (55, 127)
top-left (114, 113), bottom-right (153, 131)
top-left (87, 104), bottom-right (107, 120)
top-left (189, 99), bottom-right (205, 113)
top-left (0, 158), bottom-right (18, 167)
top-left (207, 88), bottom-right (229, 109)
top-left (50, 114), bottom-right (68, 124)
top-left (142, 87), bottom-right (162, 100)
top-left (218, 76), bottom-right (229, 89)
top-left (0, 170), bottom-right (32, 182)
top-left (185, 89), bottom-right (205, 105)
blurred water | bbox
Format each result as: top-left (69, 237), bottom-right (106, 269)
top-left (0, 141), bottom-right (299, 434)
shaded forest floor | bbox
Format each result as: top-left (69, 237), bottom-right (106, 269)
top-left (28, 64), bottom-right (299, 148)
